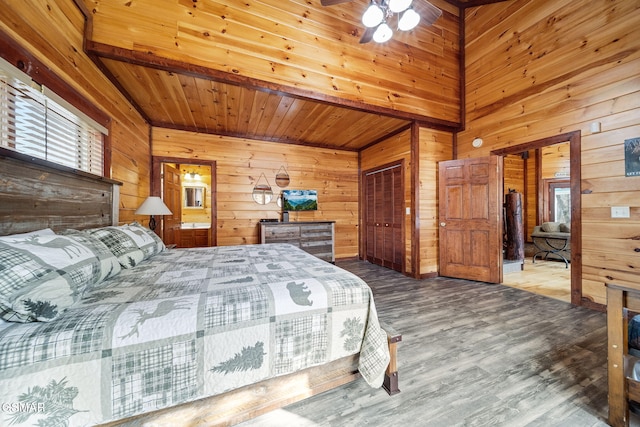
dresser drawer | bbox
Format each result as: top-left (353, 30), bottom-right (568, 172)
top-left (260, 222), bottom-right (335, 262)
top-left (263, 225), bottom-right (300, 240)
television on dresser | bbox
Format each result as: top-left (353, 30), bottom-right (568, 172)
top-left (282, 189), bottom-right (317, 211)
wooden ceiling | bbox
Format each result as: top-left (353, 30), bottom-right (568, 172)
top-left (82, 0), bottom-right (507, 151)
top-left (98, 57), bottom-right (412, 151)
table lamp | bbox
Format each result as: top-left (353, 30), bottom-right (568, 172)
top-left (134, 196), bottom-right (172, 231)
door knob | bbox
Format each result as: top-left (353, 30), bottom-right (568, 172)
top-left (440, 222), bottom-right (446, 227)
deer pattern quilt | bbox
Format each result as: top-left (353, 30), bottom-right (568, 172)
top-left (0, 243), bottom-right (390, 426)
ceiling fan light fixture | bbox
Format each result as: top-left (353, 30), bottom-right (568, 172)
top-left (373, 22), bottom-right (393, 43)
top-left (362, 1), bottom-right (384, 28)
top-left (398, 8), bottom-right (420, 31)
top-left (388, 0), bottom-right (413, 13)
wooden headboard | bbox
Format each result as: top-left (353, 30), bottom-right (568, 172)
top-left (0, 150), bottom-right (121, 236)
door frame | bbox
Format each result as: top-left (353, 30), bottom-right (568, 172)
top-left (490, 130), bottom-right (585, 307)
top-left (152, 156), bottom-right (217, 246)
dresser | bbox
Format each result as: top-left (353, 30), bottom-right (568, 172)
top-left (259, 221), bottom-right (335, 263)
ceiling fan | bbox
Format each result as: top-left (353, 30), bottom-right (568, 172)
top-left (321, 0), bottom-right (442, 43)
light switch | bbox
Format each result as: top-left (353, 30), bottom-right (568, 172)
top-left (611, 206), bottom-right (630, 218)
top-left (406, 207), bottom-right (410, 215)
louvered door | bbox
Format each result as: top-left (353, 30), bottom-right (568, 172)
top-left (364, 163), bottom-right (404, 272)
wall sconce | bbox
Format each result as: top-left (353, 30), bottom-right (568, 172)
top-left (472, 137), bottom-right (483, 148)
top-left (134, 196), bottom-right (172, 231)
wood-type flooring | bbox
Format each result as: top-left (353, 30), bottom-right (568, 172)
top-left (238, 258), bottom-right (610, 427)
top-left (503, 258), bottom-right (571, 303)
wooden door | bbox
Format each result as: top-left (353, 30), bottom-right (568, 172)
top-left (438, 156), bottom-right (503, 283)
top-left (364, 163), bottom-right (404, 272)
top-left (365, 172), bottom-right (381, 264)
top-left (162, 163), bottom-right (182, 246)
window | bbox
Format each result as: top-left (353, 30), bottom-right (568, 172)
top-left (551, 184), bottom-right (571, 224)
top-left (545, 179), bottom-right (571, 223)
top-left (0, 58), bottom-right (107, 176)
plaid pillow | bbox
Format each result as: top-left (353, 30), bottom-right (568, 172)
top-left (128, 222), bottom-right (166, 255)
top-left (86, 223), bottom-right (164, 269)
top-left (0, 233), bottom-right (121, 322)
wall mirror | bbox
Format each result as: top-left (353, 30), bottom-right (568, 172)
top-left (184, 186), bottom-right (205, 208)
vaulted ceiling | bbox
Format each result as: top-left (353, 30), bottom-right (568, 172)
top-left (82, 0), bottom-right (508, 151)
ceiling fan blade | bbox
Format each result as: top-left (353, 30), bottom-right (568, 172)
top-left (320, 0), bottom-right (353, 5)
top-left (414, 0), bottom-right (443, 26)
top-left (359, 26), bottom-right (376, 44)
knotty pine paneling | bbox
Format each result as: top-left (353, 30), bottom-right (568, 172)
top-left (525, 154), bottom-right (537, 241)
top-left (84, 0), bottom-right (460, 123)
top-left (97, 58), bottom-right (410, 150)
top-left (504, 155), bottom-right (525, 195)
top-left (152, 128), bottom-right (359, 257)
top-left (460, 0), bottom-right (640, 303)
top-left (360, 129), bottom-right (413, 273)
top-left (541, 142), bottom-right (570, 179)
top-left (503, 154), bottom-right (526, 240)
top-left (1, 0), bottom-right (151, 225)
top-left (418, 127), bottom-right (453, 277)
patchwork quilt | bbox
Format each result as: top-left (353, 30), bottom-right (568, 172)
top-left (0, 243), bottom-right (389, 426)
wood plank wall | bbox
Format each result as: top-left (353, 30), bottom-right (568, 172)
top-left (151, 128), bottom-right (360, 258)
top-left (541, 142), bottom-right (570, 179)
top-left (504, 155), bottom-right (525, 196)
top-left (418, 127), bottom-right (453, 277)
top-left (504, 147), bottom-right (569, 242)
top-left (84, 0), bottom-right (461, 123)
top-left (526, 155), bottom-right (537, 241)
top-left (0, 0), bottom-right (151, 225)
top-left (459, 0), bottom-right (640, 305)
top-left (503, 154), bottom-right (526, 237)
top-left (360, 129), bottom-right (413, 273)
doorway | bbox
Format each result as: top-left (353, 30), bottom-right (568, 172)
top-left (491, 130), bottom-right (583, 307)
top-left (151, 156), bottom-right (217, 247)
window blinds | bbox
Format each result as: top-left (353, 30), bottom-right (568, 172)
top-left (0, 57), bottom-right (106, 176)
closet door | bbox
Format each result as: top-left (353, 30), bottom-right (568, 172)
top-left (365, 172), bottom-right (379, 264)
top-left (364, 163), bottom-right (404, 272)
top-left (389, 167), bottom-right (404, 270)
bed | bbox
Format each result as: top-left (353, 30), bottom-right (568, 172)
top-left (0, 152), bottom-right (397, 426)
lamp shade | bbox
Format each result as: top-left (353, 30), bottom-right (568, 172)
top-left (362, 2), bottom-right (384, 28)
top-left (373, 22), bottom-right (393, 43)
top-left (388, 0), bottom-right (412, 13)
top-left (134, 196), bottom-right (172, 215)
top-left (398, 8), bottom-right (420, 31)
